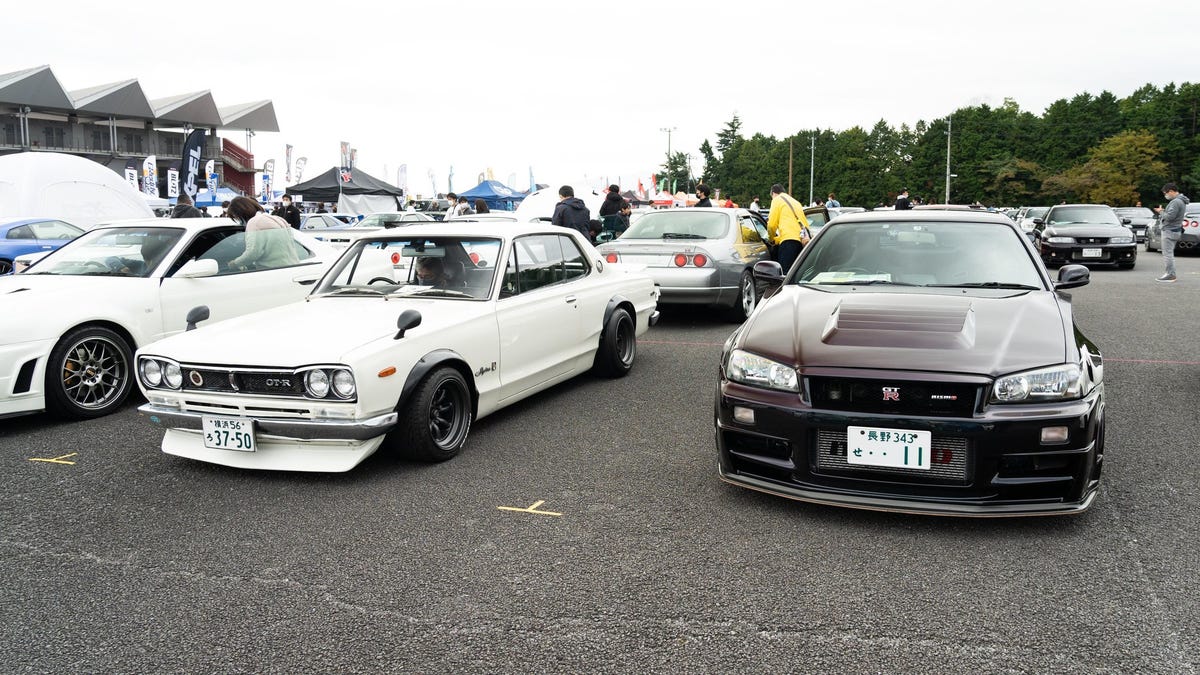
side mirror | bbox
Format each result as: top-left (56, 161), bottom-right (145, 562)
top-left (175, 258), bottom-right (219, 278)
top-left (185, 305), bottom-right (210, 331)
top-left (1032, 218), bottom-right (1044, 226)
top-left (394, 309), bottom-right (422, 340)
top-left (1121, 218), bottom-right (1131, 225)
top-left (752, 260), bottom-right (784, 285)
top-left (1055, 264), bottom-right (1090, 290)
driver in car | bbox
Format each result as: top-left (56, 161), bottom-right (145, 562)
top-left (415, 257), bottom-right (450, 288)
top-left (226, 196), bottom-right (299, 271)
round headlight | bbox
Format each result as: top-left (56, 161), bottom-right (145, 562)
top-left (331, 369), bottom-right (356, 399)
top-left (141, 359), bottom-right (162, 387)
top-left (305, 369), bottom-right (330, 398)
top-left (164, 362), bottom-right (183, 389)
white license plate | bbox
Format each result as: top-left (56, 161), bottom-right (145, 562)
top-left (202, 416), bottom-right (256, 452)
top-left (1081, 248), bottom-right (1102, 258)
top-left (846, 426), bottom-right (931, 470)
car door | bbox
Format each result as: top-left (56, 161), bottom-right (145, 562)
top-left (494, 233), bottom-right (586, 399)
top-left (156, 227), bottom-right (325, 337)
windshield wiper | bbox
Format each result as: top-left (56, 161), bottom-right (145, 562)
top-left (661, 233), bottom-right (706, 239)
top-left (928, 282), bottom-right (1040, 290)
top-left (812, 279), bottom-right (921, 286)
top-left (322, 286), bottom-right (387, 296)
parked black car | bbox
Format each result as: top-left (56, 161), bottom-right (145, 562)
top-left (715, 210), bottom-right (1104, 516)
top-left (1112, 206), bottom-right (1154, 243)
top-left (1032, 204), bottom-right (1137, 268)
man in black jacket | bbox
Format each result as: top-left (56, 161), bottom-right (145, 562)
top-left (170, 192), bottom-right (204, 218)
top-left (551, 185), bottom-right (591, 238)
top-left (279, 195), bottom-right (302, 229)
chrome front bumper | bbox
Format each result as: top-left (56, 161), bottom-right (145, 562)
top-left (138, 403), bottom-right (398, 441)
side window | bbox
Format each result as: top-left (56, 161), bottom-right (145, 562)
top-left (6, 225), bottom-right (34, 240)
top-left (515, 235), bottom-right (561, 292)
top-left (500, 249), bottom-right (519, 298)
top-left (167, 229), bottom-right (240, 276)
top-left (31, 221), bottom-right (82, 240)
top-left (739, 216), bottom-right (763, 244)
top-left (558, 235), bottom-right (589, 281)
top-left (806, 212), bottom-right (828, 229)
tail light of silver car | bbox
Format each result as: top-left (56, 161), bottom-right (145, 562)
top-left (672, 251), bottom-right (710, 267)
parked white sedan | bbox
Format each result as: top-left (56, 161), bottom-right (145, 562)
top-left (137, 222), bottom-right (660, 472)
top-left (0, 218), bottom-right (336, 420)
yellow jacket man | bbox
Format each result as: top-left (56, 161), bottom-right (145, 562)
top-left (766, 183), bottom-right (810, 273)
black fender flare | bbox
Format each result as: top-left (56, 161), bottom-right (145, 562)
top-left (396, 349), bottom-right (477, 414)
top-left (601, 295), bottom-right (635, 339)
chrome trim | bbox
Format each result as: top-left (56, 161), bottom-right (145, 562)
top-left (139, 403), bottom-right (397, 441)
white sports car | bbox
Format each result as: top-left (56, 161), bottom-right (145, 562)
top-left (137, 222), bottom-right (660, 472)
top-left (0, 218), bottom-right (336, 420)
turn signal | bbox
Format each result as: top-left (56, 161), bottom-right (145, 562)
top-left (378, 366), bottom-right (397, 378)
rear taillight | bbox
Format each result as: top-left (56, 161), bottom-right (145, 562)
top-left (692, 253), bottom-right (708, 267)
top-left (605, 252), bottom-right (619, 263)
top-left (673, 253), bottom-right (688, 267)
top-left (673, 253), bottom-right (709, 267)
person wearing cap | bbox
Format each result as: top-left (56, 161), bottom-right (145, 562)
top-left (1154, 182), bottom-right (1190, 282)
top-left (895, 188), bottom-right (912, 211)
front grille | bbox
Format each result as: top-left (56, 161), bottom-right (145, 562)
top-left (182, 368), bottom-right (305, 397)
top-left (1075, 237), bottom-right (1109, 245)
top-left (807, 377), bottom-right (979, 417)
top-left (815, 429), bottom-right (970, 483)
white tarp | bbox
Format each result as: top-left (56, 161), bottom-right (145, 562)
top-left (0, 152), bottom-right (154, 228)
top-left (336, 193), bottom-right (401, 216)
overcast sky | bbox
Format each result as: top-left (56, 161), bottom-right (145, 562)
top-left (10, 0), bottom-right (1199, 197)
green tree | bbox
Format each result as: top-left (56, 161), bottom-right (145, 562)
top-left (1043, 130), bottom-right (1168, 205)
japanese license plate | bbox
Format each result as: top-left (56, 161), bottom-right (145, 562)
top-left (1081, 248), bottom-right (1102, 258)
top-left (846, 426), bottom-right (931, 470)
top-left (202, 416), bottom-right (256, 452)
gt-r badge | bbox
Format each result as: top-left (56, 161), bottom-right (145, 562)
top-left (882, 387), bottom-right (900, 401)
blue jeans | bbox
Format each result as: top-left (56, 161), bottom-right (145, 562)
top-left (1162, 230), bottom-right (1181, 276)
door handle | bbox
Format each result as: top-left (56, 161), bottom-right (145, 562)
top-left (296, 278), bottom-right (318, 286)
top-left (564, 295), bottom-right (577, 303)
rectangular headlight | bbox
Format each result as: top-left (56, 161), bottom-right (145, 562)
top-left (992, 364), bottom-right (1082, 402)
top-left (726, 349), bottom-right (799, 392)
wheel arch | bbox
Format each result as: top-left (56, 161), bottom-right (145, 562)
top-left (56, 320), bottom-right (139, 353)
top-left (396, 349), bottom-right (478, 416)
top-left (601, 295), bottom-right (636, 338)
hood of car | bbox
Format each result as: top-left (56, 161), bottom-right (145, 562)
top-left (738, 288), bottom-right (1069, 377)
top-left (143, 296), bottom-right (491, 366)
top-left (1044, 224), bottom-right (1130, 238)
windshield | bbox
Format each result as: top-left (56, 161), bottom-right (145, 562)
top-left (353, 213), bottom-right (420, 229)
top-left (792, 221), bottom-right (1044, 289)
top-left (1023, 207), bottom-right (1048, 219)
top-left (315, 235), bottom-right (502, 300)
top-left (1046, 206), bottom-right (1121, 226)
top-left (24, 226), bottom-right (184, 277)
top-left (619, 211), bottom-right (730, 240)
top-left (1114, 207), bottom-right (1154, 218)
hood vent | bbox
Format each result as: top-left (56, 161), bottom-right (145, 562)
top-left (822, 298), bottom-right (975, 349)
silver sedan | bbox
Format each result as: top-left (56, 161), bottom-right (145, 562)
top-left (596, 207), bottom-right (770, 321)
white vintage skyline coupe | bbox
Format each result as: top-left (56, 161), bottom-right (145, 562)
top-left (0, 218), bottom-right (337, 420)
top-left (137, 222), bottom-right (660, 472)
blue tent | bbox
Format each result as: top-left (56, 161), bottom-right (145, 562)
top-left (458, 180), bottom-right (526, 211)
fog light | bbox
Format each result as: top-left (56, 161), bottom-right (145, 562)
top-left (1041, 426), bottom-right (1069, 444)
top-left (733, 406), bottom-right (755, 424)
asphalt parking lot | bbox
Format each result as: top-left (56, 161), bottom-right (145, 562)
top-left (2, 251), bottom-right (1198, 673)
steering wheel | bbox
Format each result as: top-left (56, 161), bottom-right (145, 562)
top-left (84, 259), bottom-right (115, 272)
top-left (368, 277), bottom-right (396, 285)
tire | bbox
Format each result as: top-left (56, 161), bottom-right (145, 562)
top-left (593, 307), bottom-right (636, 378)
top-left (0, 259), bottom-right (12, 275)
top-left (45, 325), bottom-right (134, 419)
top-left (392, 366), bottom-right (472, 462)
top-left (726, 271), bottom-right (758, 322)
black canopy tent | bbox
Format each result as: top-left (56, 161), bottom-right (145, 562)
top-left (285, 167), bottom-right (405, 213)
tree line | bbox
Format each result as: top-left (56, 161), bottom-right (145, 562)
top-left (667, 82), bottom-right (1200, 209)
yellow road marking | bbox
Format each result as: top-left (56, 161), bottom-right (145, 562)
top-left (28, 453), bottom-right (78, 465)
top-left (497, 500), bottom-right (562, 517)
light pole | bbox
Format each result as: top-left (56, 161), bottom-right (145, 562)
top-left (808, 135), bottom-right (815, 205)
top-left (944, 114), bottom-right (952, 204)
top-left (660, 126), bottom-right (676, 190)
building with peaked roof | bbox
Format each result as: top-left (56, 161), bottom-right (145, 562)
top-left (0, 65), bottom-right (280, 199)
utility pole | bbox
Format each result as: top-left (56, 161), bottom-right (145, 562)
top-left (660, 126), bottom-right (676, 191)
top-left (944, 114), bottom-right (952, 204)
top-left (808, 135), bottom-right (815, 205)
top-left (788, 138), bottom-right (794, 195)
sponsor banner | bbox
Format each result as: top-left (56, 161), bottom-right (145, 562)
top-left (340, 141), bottom-right (349, 168)
top-left (398, 164), bottom-right (407, 193)
top-left (349, 147), bottom-right (357, 170)
top-left (166, 161), bottom-right (180, 197)
top-left (285, 144), bottom-right (293, 182)
top-left (125, 159), bottom-right (139, 190)
top-left (339, 167), bottom-right (352, 183)
top-left (142, 155), bottom-right (158, 197)
top-left (261, 173), bottom-right (272, 199)
top-left (294, 156), bottom-right (307, 182)
top-left (204, 159), bottom-right (216, 194)
top-left (181, 128), bottom-right (206, 199)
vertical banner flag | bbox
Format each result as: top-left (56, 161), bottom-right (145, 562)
top-left (398, 164), bottom-right (408, 194)
top-left (428, 168), bottom-right (436, 195)
top-left (339, 166), bottom-right (353, 183)
top-left (166, 162), bottom-right (180, 198)
top-left (142, 156), bottom-right (158, 197)
top-left (285, 144), bottom-right (293, 182)
top-left (529, 166), bottom-right (535, 192)
top-left (124, 159), bottom-right (139, 190)
top-left (349, 148), bottom-right (357, 170)
top-left (262, 159), bottom-right (275, 199)
top-left (339, 141), bottom-right (350, 168)
top-left (180, 128), bottom-right (206, 200)
top-left (448, 165), bottom-right (454, 193)
top-left (204, 159), bottom-right (216, 196)
top-left (294, 157), bottom-right (307, 182)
